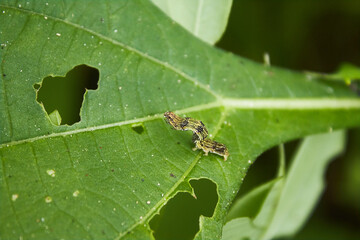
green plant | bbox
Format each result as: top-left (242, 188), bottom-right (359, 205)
top-left (1, 1), bottom-right (359, 239)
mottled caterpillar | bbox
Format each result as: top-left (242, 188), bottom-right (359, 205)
top-left (164, 111), bottom-right (208, 141)
top-left (164, 111), bottom-right (229, 161)
top-left (192, 134), bottom-right (229, 161)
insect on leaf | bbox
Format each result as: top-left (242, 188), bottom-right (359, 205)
top-left (1, 1), bottom-right (360, 239)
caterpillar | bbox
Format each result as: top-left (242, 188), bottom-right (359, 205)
top-left (164, 111), bottom-right (208, 141)
top-left (192, 137), bottom-right (229, 161)
top-left (164, 111), bottom-right (229, 161)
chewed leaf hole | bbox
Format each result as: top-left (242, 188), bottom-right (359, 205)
top-left (149, 178), bottom-right (218, 240)
top-left (33, 83), bottom-right (40, 90)
top-left (131, 123), bottom-right (145, 134)
top-left (35, 64), bottom-right (99, 125)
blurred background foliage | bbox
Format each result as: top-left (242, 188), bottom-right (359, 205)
top-left (217, 0), bottom-right (360, 239)
top-left (217, 0), bottom-right (360, 72)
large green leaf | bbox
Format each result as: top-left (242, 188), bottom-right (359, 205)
top-left (1, 1), bottom-right (360, 239)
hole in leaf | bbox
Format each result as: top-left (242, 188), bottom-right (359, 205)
top-left (33, 83), bottom-right (40, 90)
top-left (35, 64), bottom-right (99, 125)
top-left (131, 123), bottom-right (145, 134)
top-left (149, 178), bottom-right (218, 240)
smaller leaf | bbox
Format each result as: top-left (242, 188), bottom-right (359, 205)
top-left (225, 178), bottom-right (280, 222)
top-left (222, 218), bottom-right (260, 240)
top-left (332, 63), bottom-right (360, 82)
top-left (150, 0), bottom-right (232, 44)
top-left (261, 130), bottom-right (346, 239)
top-left (222, 131), bottom-right (346, 240)
top-left (48, 109), bottom-right (62, 126)
top-left (306, 62), bottom-right (360, 85)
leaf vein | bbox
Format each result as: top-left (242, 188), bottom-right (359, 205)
top-left (1, 99), bottom-right (360, 147)
top-left (0, 4), bottom-right (219, 99)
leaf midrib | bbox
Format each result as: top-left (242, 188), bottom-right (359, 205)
top-left (1, 98), bottom-right (360, 147)
top-left (194, 0), bottom-right (204, 36)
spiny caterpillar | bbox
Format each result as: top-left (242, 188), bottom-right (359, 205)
top-left (164, 111), bottom-right (229, 161)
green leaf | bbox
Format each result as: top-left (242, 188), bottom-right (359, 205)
top-left (222, 218), bottom-right (259, 240)
top-left (332, 63), bottom-right (360, 81)
top-left (222, 131), bottom-right (346, 240)
top-left (1, 1), bottom-right (360, 239)
top-left (151, 0), bottom-right (232, 44)
top-left (225, 178), bottom-right (280, 222)
top-left (48, 110), bottom-right (62, 126)
top-left (226, 144), bottom-right (286, 224)
top-left (306, 63), bottom-right (360, 85)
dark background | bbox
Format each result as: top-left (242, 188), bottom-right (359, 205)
top-left (218, 0), bottom-right (360, 72)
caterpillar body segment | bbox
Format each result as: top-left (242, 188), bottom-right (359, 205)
top-left (164, 111), bottom-right (229, 161)
top-left (164, 112), bottom-right (208, 141)
top-left (192, 137), bottom-right (229, 161)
